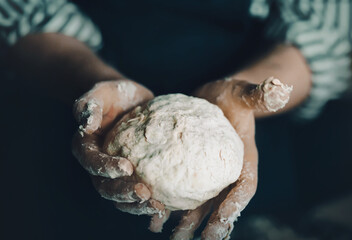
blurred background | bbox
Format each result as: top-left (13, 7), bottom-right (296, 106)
top-left (1, 0), bottom-right (352, 239)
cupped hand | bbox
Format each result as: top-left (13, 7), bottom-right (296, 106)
top-left (72, 79), bottom-right (165, 217)
top-left (160, 77), bottom-right (292, 240)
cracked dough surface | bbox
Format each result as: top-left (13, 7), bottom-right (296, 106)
top-left (104, 94), bottom-right (244, 210)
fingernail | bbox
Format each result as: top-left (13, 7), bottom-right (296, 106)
top-left (149, 199), bottom-right (165, 217)
top-left (79, 100), bottom-right (101, 128)
top-left (134, 183), bottom-right (151, 201)
top-left (117, 158), bottom-right (133, 176)
top-left (271, 78), bottom-right (281, 85)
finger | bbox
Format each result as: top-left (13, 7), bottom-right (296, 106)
top-left (92, 176), bottom-right (151, 203)
top-left (214, 138), bottom-right (258, 222)
top-left (200, 189), bottom-right (239, 240)
top-left (115, 199), bottom-right (165, 216)
top-left (201, 217), bottom-right (232, 240)
top-left (72, 132), bottom-right (133, 178)
top-left (74, 80), bottom-right (154, 134)
top-left (238, 77), bottom-right (292, 112)
top-left (171, 201), bottom-right (212, 240)
top-left (73, 97), bottom-right (104, 135)
top-left (217, 161), bottom-right (257, 221)
top-left (149, 209), bottom-right (171, 233)
top-left (98, 80), bottom-right (154, 129)
top-left (202, 144), bottom-right (258, 240)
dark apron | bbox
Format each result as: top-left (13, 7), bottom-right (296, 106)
top-left (76, 0), bottom-right (281, 95)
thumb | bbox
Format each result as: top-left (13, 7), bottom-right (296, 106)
top-left (234, 76), bottom-right (292, 112)
top-left (73, 93), bottom-right (104, 135)
top-left (73, 80), bottom-right (154, 135)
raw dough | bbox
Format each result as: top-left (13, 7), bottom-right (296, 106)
top-left (104, 94), bottom-right (244, 210)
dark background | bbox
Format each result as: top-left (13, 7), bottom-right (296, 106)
top-left (1, 0), bottom-right (352, 239)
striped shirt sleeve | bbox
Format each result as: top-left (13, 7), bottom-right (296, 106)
top-left (0, 0), bottom-right (102, 51)
top-left (251, 0), bottom-right (352, 120)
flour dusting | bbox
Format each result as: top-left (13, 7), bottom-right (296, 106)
top-left (116, 81), bottom-right (137, 110)
top-left (262, 77), bottom-right (293, 112)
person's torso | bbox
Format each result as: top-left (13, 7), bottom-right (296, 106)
top-left (75, 0), bottom-right (279, 94)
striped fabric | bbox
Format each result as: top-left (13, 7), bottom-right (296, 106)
top-left (0, 0), bottom-right (102, 50)
top-left (252, 0), bottom-right (352, 120)
top-left (1, 0), bottom-right (351, 119)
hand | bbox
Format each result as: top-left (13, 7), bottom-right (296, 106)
top-left (165, 77), bottom-right (292, 240)
top-left (72, 79), bottom-right (165, 217)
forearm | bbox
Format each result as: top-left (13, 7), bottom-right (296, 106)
top-left (7, 33), bottom-right (123, 102)
top-left (232, 44), bottom-right (312, 117)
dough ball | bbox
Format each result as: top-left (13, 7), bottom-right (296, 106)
top-left (104, 94), bottom-right (244, 210)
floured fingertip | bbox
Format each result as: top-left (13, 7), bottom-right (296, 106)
top-left (117, 158), bottom-right (134, 176)
top-left (149, 210), bottom-right (170, 233)
top-left (202, 221), bottom-right (232, 240)
top-left (73, 98), bottom-right (86, 121)
top-left (148, 199), bottom-right (164, 211)
top-left (261, 77), bottom-right (293, 112)
top-left (148, 199), bottom-right (166, 218)
top-left (218, 202), bottom-right (242, 224)
top-left (134, 183), bottom-right (151, 202)
top-left (78, 99), bottom-right (103, 134)
top-left (149, 216), bottom-right (163, 233)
